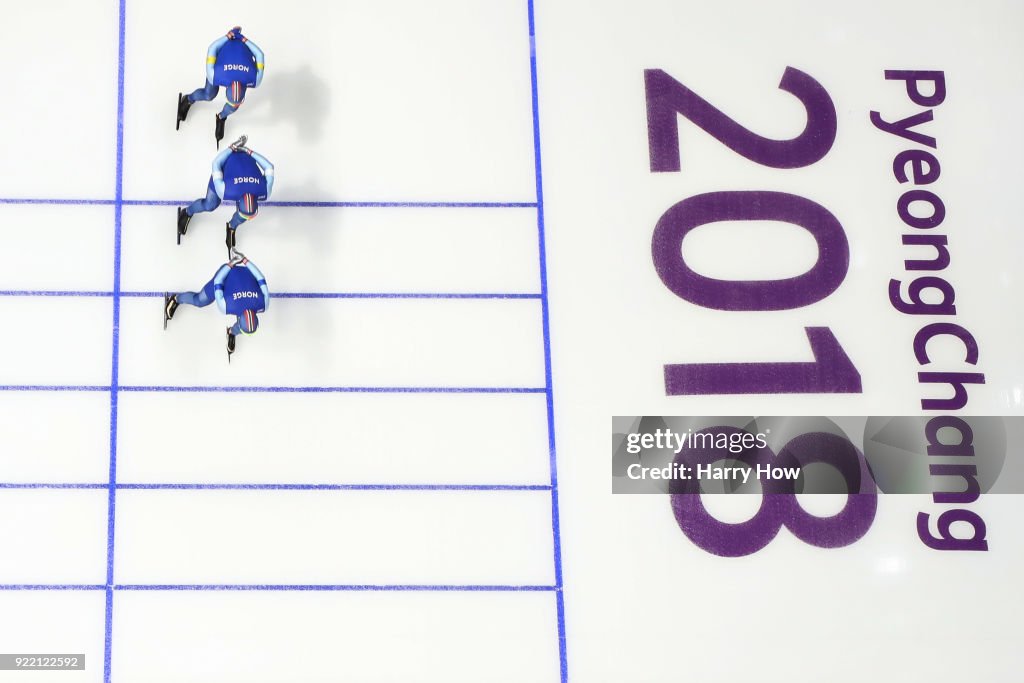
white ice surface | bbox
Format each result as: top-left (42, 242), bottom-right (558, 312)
top-left (3, 1), bottom-right (1024, 682)
top-left (113, 591), bottom-right (559, 683)
top-left (116, 392), bottom-right (551, 485)
top-left (120, 206), bottom-right (542, 295)
top-left (3, 0), bottom-right (557, 680)
top-left (114, 489), bottom-right (554, 585)
top-left (121, 0), bottom-right (536, 202)
top-left (0, 2), bottom-right (119, 199)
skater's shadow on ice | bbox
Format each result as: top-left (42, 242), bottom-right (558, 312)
top-left (249, 65), bottom-right (330, 143)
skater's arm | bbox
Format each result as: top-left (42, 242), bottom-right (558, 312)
top-left (246, 39), bottom-right (265, 87)
top-left (211, 148), bottom-right (232, 199)
top-left (249, 151), bottom-right (274, 198)
top-left (206, 36), bottom-right (229, 84)
top-left (212, 264), bottom-right (231, 315)
top-left (243, 260), bottom-right (270, 310)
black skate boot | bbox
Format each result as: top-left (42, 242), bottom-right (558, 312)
top-left (226, 327), bottom-right (236, 362)
top-left (177, 207), bottom-right (191, 244)
top-left (163, 293), bottom-right (178, 330)
top-left (215, 114), bottom-right (226, 148)
top-left (176, 92), bottom-right (193, 130)
top-left (225, 223), bottom-right (237, 254)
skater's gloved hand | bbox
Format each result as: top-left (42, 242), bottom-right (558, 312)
top-left (229, 248), bottom-right (247, 266)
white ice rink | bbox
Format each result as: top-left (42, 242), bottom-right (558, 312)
top-left (2, 0), bottom-right (560, 680)
top-left (1, 0), bottom-right (1023, 681)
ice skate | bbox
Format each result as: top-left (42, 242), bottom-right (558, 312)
top-left (226, 326), bottom-right (236, 362)
top-left (163, 293), bottom-right (178, 330)
top-left (215, 114), bottom-right (226, 148)
top-left (176, 207), bottom-right (191, 244)
top-left (176, 92), bottom-right (193, 130)
top-left (225, 223), bottom-right (237, 254)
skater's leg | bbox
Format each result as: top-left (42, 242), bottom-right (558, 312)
top-left (195, 280), bottom-right (217, 307)
top-left (228, 193), bottom-right (258, 230)
top-left (177, 280), bottom-right (217, 308)
top-left (188, 80), bottom-right (219, 103)
top-left (186, 178), bottom-right (223, 217)
top-left (219, 81), bottom-right (248, 119)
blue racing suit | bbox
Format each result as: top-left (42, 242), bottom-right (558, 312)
top-left (187, 28), bottom-right (265, 119)
top-left (185, 146), bottom-right (275, 230)
top-left (176, 258), bottom-right (269, 335)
